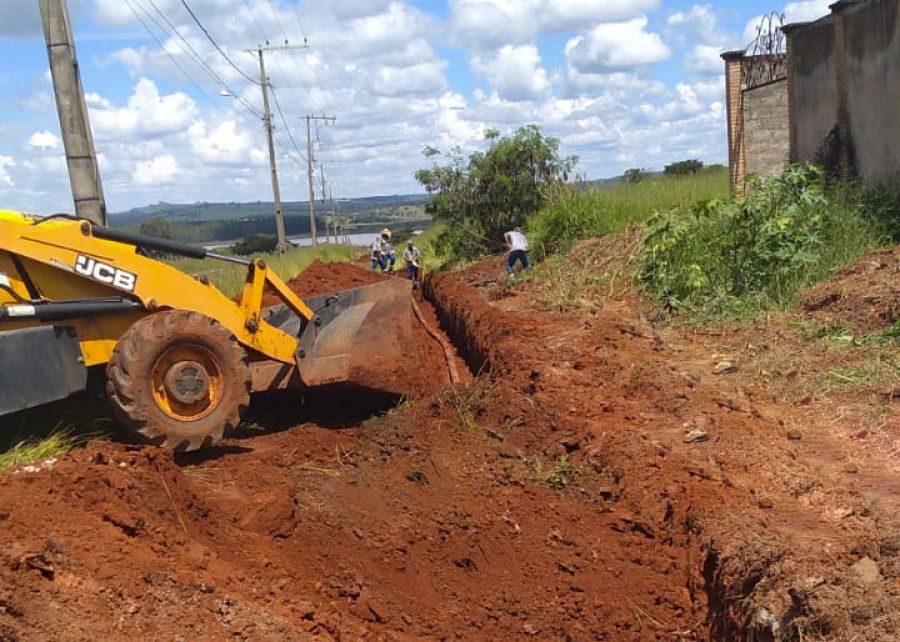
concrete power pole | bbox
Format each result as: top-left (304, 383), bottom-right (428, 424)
top-left (248, 43), bottom-right (307, 254)
top-left (40, 0), bottom-right (107, 225)
top-left (252, 47), bottom-right (286, 253)
top-left (304, 115), bottom-right (335, 247)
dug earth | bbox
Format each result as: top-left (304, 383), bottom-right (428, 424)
top-left (0, 253), bottom-right (898, 641)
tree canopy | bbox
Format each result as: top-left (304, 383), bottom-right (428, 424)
top-left (415, 125), bottom-right (578, 259)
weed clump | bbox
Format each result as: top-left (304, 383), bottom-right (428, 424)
top-left (638, 165), bottom-right (884, 320)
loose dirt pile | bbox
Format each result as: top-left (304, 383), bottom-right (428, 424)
top-left (801, 246), bottom-right (900, 333)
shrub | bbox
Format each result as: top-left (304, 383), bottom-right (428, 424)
top-left (638, 165), bottom-right (883, 318)
top-left (664, 159), bottom-right (704, 176)
top-left (232, 233), bottom-right (278, 256)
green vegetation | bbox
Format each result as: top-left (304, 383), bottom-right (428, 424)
top-left (638, 165), bottom-right (885, 319)
top-left (169, 244), bottom-right (360, 297)
top-left (665, 159), bottom-right (705, 176)
top-left (528, 166), bottom-right (729, 255)
top-left (528, 454), bottom-right (577, 490)
top-left (232, 233), bottom-right (277, 256)
top-left (0, 429), bottom-right (84, 473)
top-left (139, 215), bottom-right (173, 239)
top-left (416, 125), bottom-right (577, 261)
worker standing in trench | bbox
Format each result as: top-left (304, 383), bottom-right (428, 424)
top-left (403, 239), bottom-right (422, 289)
top-left (504, 226), bottom-right (530, 279)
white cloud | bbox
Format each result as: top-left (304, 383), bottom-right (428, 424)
top-left (189, 119), bottom-right (254, 165)
top-left (450, 0), bottom-right (660, 48)
top-left (744, 0), bottom-right (832, 44)
top-left (685, 44), bottom-right (726, 75)
top-left (90, 78), bottom-right (199, 141)
top-left (566, 18), bottom-right (671, 74)
top-left (0, 157), bottom-right (15, 187)
top-left (27, 131), bottom-right (61, 150)
top-left (471, 45), bottom-right (550, 101)
top-left (784, 0), bottom-right (833, 22)
top-left (133, 155), bottom-right (179, 186)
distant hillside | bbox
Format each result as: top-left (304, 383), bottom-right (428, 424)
top-left (110, 193), bottom-right (431, 244)
top-left (111, 193), bottom-right (430, 226)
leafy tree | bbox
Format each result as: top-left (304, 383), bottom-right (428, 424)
top-left (415, 125), bottom-right (578, 259)
top-left (139, 216), bottom-right (173, 239)
top-left (664, 159), bottom-right (704, 176)
top-left (623, 168), bottom-right (648, 184)
top-left (232, 234), bottom-right (278, 256)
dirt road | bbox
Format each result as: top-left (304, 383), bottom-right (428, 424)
top-left (0, 256), bottom-right (898, 641)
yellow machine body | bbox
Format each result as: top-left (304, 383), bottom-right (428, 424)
top-left (0, 210), bottom-right (312, 368)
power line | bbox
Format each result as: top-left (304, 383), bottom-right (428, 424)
top-left (139, 0), bottom-right (262, 119)
top-left (122, 0), bottom-right (224, 113)
top-left (269, 84), bottom-right (308, 163)
top-left (265, 0), bottom-right (290, 44)
top-left (178, 0), bottom-right (261, 86)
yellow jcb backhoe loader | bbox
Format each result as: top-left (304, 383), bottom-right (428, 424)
top-left (0, 210), bottom-right (412, 451)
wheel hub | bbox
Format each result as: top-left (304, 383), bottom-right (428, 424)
top-left (163, 361), bottom-right (210, 405)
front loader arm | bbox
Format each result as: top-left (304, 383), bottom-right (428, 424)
top-left (0, 211), bottom-right (305, 365)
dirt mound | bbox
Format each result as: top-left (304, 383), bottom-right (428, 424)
top-left (800, 246), bottom-right (900, 333)
top-left (263, 259), bottom-right (386, 306)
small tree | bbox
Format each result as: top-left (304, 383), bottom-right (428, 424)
top-left (139, 216), bottom-right (172, 239)
top-left (664, 160), bottom-right (704, 176)
top-left (415, 125), bottom-right (578, 259)
top-left (623, 168), bottom-right (648, 184)
top-left (232, 234), bottom-right (277, 256)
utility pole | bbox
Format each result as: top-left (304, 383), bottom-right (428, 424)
top-left (304, 115), bottom-right (335, 247)
top-left (40, 0), bottom-right (106, 225)
top-left (316, 162), bottom-right (334, 244)
top-left (248, 42), bottom-right (307, 254)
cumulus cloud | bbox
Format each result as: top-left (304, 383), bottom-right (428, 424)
top-left (27, 131), bottom-right (61, 150)
top-left (471, 45), bottom-right (550, 102)
top-left (450, 0), bottom-right (660, 48)
top-left (90, 79), bottom-right (199, 142)
top-left (0, 157), bottom-right (15, 187)
top-left (566, 18), bottom-right (671, 74)
top-left (1, 0), bottom-right (736, 212)
top-left (744, 0), bottom-right (832, 44)
top-left (133, 155), bottom-right (179, 186)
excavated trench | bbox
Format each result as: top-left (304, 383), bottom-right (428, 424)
top-left (421, 271), bottom-right (782, 642)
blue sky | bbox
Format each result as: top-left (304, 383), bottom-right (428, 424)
top-left (0, 0), bottom-right (833, 213)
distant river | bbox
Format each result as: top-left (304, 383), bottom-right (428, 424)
top-left (204, 230), bottom-right (423, 251)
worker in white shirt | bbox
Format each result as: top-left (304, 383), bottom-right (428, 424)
top-left (504, 227), bottom-right (530, 278)
top-left (403, 240), bottom-right (422, 289)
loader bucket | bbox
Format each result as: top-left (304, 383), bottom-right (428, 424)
top-left (263, 278), bottom-right (416, 393)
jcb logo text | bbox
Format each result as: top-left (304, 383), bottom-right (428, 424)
top-left (75, 255), bottom-right (137, 292)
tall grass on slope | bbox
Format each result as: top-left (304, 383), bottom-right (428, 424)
top-left (528, 168), bottom-right (729, 256)
top-left (169, 244), bottom-right (360, 298)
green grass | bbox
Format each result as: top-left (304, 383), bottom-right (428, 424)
top-left (168, 244), bottom-right (361, 297)
top-left (528, 169), bottom-right (729, 256)
top-left (0, 429), bottom-right (84, 473)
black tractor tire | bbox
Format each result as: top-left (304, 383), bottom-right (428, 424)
top-left (106, 310), bottom-right (250, 451)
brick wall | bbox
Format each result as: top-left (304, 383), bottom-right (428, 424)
top-left (743, 80), bottom-right (791, 178)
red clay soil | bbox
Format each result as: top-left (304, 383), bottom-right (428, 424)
top-left (262, 259), bottom-right (388, 305)
top-left (801, 246), bottom-right (900, 333)
top-left (1, 255), bottom-right (898, 641)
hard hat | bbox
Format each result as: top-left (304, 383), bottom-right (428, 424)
top-left (381, 228), bottom-right (391, 237)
